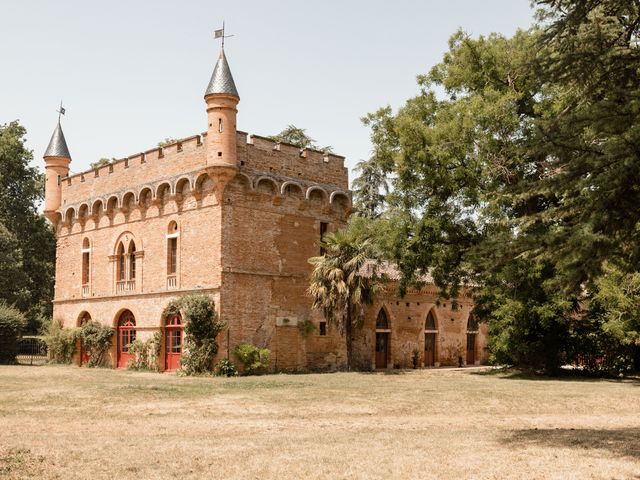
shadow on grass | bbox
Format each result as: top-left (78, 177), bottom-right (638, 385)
top-left (504, 427), bottom-right (640, 460)
top-left (471, 367), bottom-right (640, 384)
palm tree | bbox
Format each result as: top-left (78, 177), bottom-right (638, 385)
top-left (308, 228), bottom-right (382, 369)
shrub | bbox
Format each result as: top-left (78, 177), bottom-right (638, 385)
top-left (162, 294), bottom-right (225, 376)
top-left (79, 321), bottom-right (114, 368)
top-left (233, 343), bottom-right (270, 374)
top-left (297, 319), bottom-right (315, 337)
top-left (45, 318), bottom-right (79, 364)
top-left (0, 303), bottom-right (27, 364)
top-left (215, 358), bottom-right (238, 377)
top-left (127, 332), bottom-right (161, 371)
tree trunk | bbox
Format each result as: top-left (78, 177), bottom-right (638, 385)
top-left (345, 307), bottom-right (353, 371)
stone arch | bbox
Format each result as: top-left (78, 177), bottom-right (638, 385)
top-left (64, 206), bottom-right (76, 224)
top-left (194, 172), bottom-right (213, 196)
top-left (175, 177), bottom-right (192, 197)
top-left (121, 191), bottom-right (136, 211)
top-left (77, 203), bottom-right (90, 221)
top-left (329, 190), bottom-right (349, 204)
top-left (77, 310), bottom-right (92, 327)
top-left (306, 185), bottom-right (329, 201)
top-left (138, 186), bottom-right (154, 208)
top-left (113, 231), bottom-right (137, 255)
top-left (236, 172), bottom-right (254, 190)
top-left (255, 176), bottom-right (279, 195)
top-left (91, 199), bottom-right (104, 216)
top-left (281, 181), bottom-right (304, 196)
top-left (155, 182), bottom-right (172, 200)
top-left (106, 195), bottom-right (119, 213)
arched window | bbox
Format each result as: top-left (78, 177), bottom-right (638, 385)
top-left (425, 310), bottom-right (437, 330)
top-left (376, 309), bottom-right (389, 329)
top-left (128, 241), bottom-right (136, 280)
top-left (116, 242), bottom-right (125, 281)
top-left (166, 222), bottom-right (179, 288)
top-left (81, 238), bottom-right (90, 296)
top-left (467, 312), bottom-right (479, 332)
top-left (375, 308), bottom-right (390, 369)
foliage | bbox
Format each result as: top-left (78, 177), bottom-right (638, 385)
top-left (0, 121), bottom-right (55, 334)
top-left (297, 319), bottom-right (316, 338)
top-left (0, 302), bottom-right (27, 364)
top-left (233, 343), bottom-right (270, 374)
top-left (45, 318), bottom-right (79, 364)
top-left (214, 357), bottom-right (238, 377)
top-left (158, 137), bottom-right (179, 147)
top-left (352, 0), bottom-right (640, 373)
top-left (89, 158), bottom-right (113, 170)
top-left (162, 294), bottom-right (225, 375)
top-left (79, 321), bottom-right (114, 367)
top-left (269, 125), bottom-right (333, 153)
top-left (308, 224), bottom-right (383, 369)
top-left (127, 332), bottom-right (161, 371)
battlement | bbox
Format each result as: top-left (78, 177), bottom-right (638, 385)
top-left (59, 130), bottom-right (348, 208)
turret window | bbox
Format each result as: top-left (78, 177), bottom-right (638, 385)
top-left (218, 118), bottom-right (223, 133)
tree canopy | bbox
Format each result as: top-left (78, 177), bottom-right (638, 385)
top-left (350, 0), bottom-right (640, 373)
top-left (270, 125), bottom-right (332, 153)
top-left (0, 121), bottom-right (55, 333)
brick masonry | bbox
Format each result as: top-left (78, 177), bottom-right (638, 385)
top-left (45, 48), bottom-right (487, 372)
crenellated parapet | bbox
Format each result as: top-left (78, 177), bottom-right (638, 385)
top-left (54, 167), bottom-right (351, 230)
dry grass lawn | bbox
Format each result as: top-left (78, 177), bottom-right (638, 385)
top-left (0, 365), bottom-right (639, 480)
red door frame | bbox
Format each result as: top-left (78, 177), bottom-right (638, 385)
top-left (164, 314), bottom-right (183, 371)
top-left (375, 332), bottom-right (389, 369)
top-left (117, 311), bottom-right (136, 369)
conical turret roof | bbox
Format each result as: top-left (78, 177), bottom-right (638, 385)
top-left (44, 121), bottom-right (71, 159)
top-left (205, 49), bottom-right (239, 98)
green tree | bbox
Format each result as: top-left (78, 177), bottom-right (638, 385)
top-left (270, 125), bottom-right (333, 153)
top-left (308, 228), bottom-right (382, 369)
top-left (0, 121), bottom-right (55, 333)
top-left (89, 158), bottom-right (112, 170)
top-left (158, 138), bottom-right (179, 148)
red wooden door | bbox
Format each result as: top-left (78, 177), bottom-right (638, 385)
top-left (424, 333), bottom-right (436, 367)
top-left (164, 315), bottom-right (182, 371)
top-left (466, 333), bottom-right (476, 365)
top-left (117, 311), bottom-right (136, 368)
top-left (375, 332), bottom-right (389, 369)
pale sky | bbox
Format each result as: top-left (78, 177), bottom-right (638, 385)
top-left (1, 0), bottom-right (534, 181)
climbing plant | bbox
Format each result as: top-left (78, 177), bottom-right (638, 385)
top-left (79, 321), bottom-right (114, 367)
top-left (162, 294), bottom-right (225, 375)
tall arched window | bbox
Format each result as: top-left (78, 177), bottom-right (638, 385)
top-left (116, 242), bottom-right (125, 281)
top-left (166, 221), bottom-right (179, 289)
top-left (128, 241), bottom-right (136, 280)
top-left (375, 308), bottom-right (390, 369)
top-left (424, 309), bottom-right (438, 367)
top-left (466, 312), bottom-right (479, 366)
top-left (81, 238), bottom-right (90, 297)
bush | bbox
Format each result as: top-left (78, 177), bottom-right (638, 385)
top-left (233, 343), bottom-right (270, 374)
top-left (162, 294), bottom-right (226, 376)
top-left (0, 303), bottom-right (27, 364)
top-left (45, 318), bottom-right (79, 364)
top-left (215, 358), bottom-right (238, 377)
top-left (127, 332), bottom-right (161, 371)
top-left (79, 321), bottom-right (114, 368)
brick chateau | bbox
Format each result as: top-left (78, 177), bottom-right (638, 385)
top-left (43, 45), bottom-right (488, 371)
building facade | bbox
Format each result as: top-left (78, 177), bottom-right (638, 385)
top-left (43, 46), bottom-right (488, 372)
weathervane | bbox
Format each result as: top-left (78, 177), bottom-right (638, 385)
top-left (57, 101), bottom-right (66, 122)
top-left (214, 21), bottom-right (234, 49)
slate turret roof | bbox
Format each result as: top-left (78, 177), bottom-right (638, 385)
top-left (204, 49), bottom-right (239, 98)
top-left (44, 121), bottom-right (71, 159)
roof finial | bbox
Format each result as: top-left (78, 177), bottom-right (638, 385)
top-left (214, 21), bottom-right (234, 49)
top-left (56, 101), bottom-right (66, 123)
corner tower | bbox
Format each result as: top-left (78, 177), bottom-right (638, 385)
top-left (204, 48), bottom-right (239, 192)
top-left (43, 119), bottom-right (71, 223)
